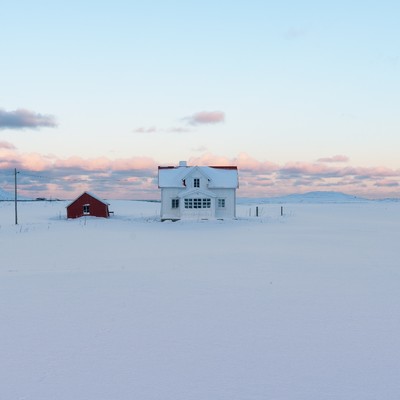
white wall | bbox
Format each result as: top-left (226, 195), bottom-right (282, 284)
top-left (213, 188), bottom-right (236, 219)
top-left (161, 187), bottom-right (236, 220)
top-left (160, 188), bottom-right (182, 220)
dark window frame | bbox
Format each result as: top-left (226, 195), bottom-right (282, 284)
top-left (171, 198), bottom-right (179, 209)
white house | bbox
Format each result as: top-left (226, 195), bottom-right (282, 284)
top-left (158, 161), bottom-right (239, 221)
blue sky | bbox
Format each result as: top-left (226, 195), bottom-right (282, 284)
top-left (1, 1), bottom-right (399, 199)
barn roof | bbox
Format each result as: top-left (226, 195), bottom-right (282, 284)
top-left (158, 165), bottom-right (238, 188)
top-left (66, 191), bottom-right (110, 208)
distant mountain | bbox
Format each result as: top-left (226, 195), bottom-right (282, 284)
top-left (238, 191), bottom-right (370, 204)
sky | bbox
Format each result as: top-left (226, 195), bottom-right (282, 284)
top-left (1, 0), bottom-right (399, 199)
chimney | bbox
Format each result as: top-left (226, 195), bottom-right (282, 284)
top-left (179, 161), bottom-right (187, 167)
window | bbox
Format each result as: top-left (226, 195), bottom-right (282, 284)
top-left (184, 198), bottom-right (211, 209)
top-left (184, 198), bottom-right (193, 208)
top-left (171, 198), bottom-right (179, 209)
top-left (218, 198), bottom-right (225, 208)
top-left (193, 178), bottom-right (200, 188)
top-left (193, 198), bottom-right (201, 208)
top-left (203, 198), bottom-right (211, 208)
top-left (83, 204), bottom-right (90, 214)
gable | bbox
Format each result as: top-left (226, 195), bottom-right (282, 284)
top-left (182, 166), bottom-right (211, 182)
top-left (66, 191), bottom-right (109, 208)
top-left (177, 188), bottom-right (218, 199)
top-left (158, 166), bottom-right (238, 189)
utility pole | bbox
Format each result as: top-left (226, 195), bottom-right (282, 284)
top-left (14, 168), bottom-right (18, 225)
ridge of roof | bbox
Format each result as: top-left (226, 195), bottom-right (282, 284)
top-left (66, 191), bottom-right (110, 208)
top-left (209, 166), bottom-right (237, 170)
top-left (158, 165), bottom-right (237, 170)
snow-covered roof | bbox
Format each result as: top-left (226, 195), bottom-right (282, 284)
top-left (158, 166), bottom-right (238, 188)
top-left (66, 191), bottom-right (110, 208)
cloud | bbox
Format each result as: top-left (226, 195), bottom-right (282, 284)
top-left (188, 152), bottom-right (278, 173)
top-left (1, 148), bottom-right (400, 200)
top-left (132, 126), bottom-right (158, 133)
top-left (234, 153), bottom-right (279, 173)
top-left (374, 180), bottom-right (399, 187)
top-left (280, 162), bottom-right (335, 177)
top-left (0, 108), bottom-right (57, 129)
top-left (188, 153), bottom-right (232, 167)
top-left (184, 111), bottom-right (225, 125)
top-left (191, 145), bottom-right (208, 152)
top-left (52, 155), bottom-right (157, 173)
top-left (284, 27), bottom-right (308, 40)
top-left (0, 141), bottom-right (16, 150)
top-left (167, 127), bottom-right (191, 133)
top-left (317, 155), bottom-right (349, 163)
top-left (133, 126), bottom-right (191, 133)
top-left (133, 111), bottom-right (225, 132)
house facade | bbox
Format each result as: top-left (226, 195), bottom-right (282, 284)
top-left (66, 192), bottom-right (110, 219)
top-left (158, 162), bottom-right (239, 221)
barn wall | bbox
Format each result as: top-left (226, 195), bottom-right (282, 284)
top-left (67, 193), bottom-right (109, 218)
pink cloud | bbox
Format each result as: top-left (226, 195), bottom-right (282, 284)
top-left (52, 156), bottom-right (156, 173)
top-left (184, 111), bottom-right (225, 125)
top-left (20, 153), bottom-right (54, 171)
top-left (133, 126), bottom-right (191, 133)
top-left (375, 180), bottom-right (399, 187)
top-left (191, 145), bottom-right (208, 152)
top-left (0, 141), bottom-right (16, 150)
top-left (112, 157), bottom-right (157, 171)
top-left (133, 127), bottom-right (157, 133)
top-left (234, 153), bottom-right (279, 173)
top-left (188, 153), bottom-right (232, 166)
top-left (167, 127), bottom-right (191, 133)
top-left (188, 152), bottom-right (278, 173)
top-left (281, 162), bottom-right (335, 176)
top-left (1, 148), bottom-right (400, 200)
top-left (342, 166), bottom-right (399, 178)
top-left (317, 155), bottom-right (349, 163)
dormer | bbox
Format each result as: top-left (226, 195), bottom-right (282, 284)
top-left (183, 167), bottom-right (211, 190)
top-left (158, 164), bottom-right (238, 190)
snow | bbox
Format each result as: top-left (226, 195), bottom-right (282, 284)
top-left (1, 199), bottom-right (400, 399)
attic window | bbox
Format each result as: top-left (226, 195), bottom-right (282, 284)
top-left (83, 204), bottom-right (90, 215)
top-left (194, 178), bottom-right (200, 188)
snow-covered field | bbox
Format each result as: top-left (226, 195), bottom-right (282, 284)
top-left (1, 200), bottom-right (400, 399)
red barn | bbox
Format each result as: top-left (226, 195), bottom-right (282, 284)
top-left (66, 192), bottom-right (110, 219)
